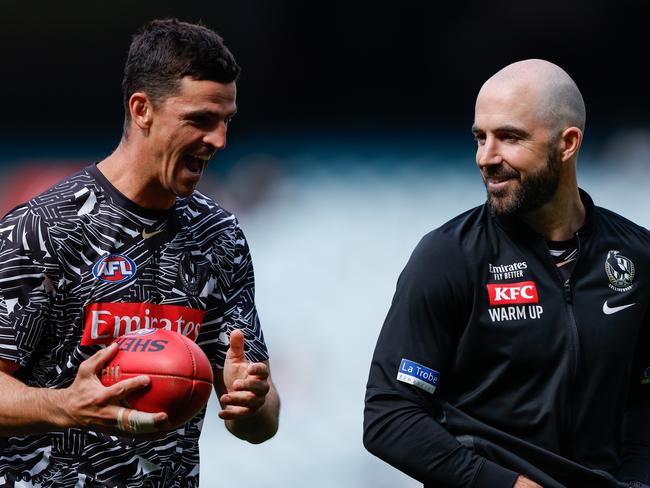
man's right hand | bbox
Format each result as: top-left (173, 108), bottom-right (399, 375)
top-left (54, 343), bottom-right (170, 435)
top-left (514, 475), bottom-right (543, 488)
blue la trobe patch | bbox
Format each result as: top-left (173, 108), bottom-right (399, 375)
top-left (396, 358), bottom-right (440, 394)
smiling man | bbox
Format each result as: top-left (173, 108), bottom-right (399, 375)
top-left (0, 19), bottom-right (279, 486)
top-left (364, 59), bottom-right (650, 488)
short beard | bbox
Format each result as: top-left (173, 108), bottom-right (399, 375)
top-left (485, 147), bottom-right (561, 217)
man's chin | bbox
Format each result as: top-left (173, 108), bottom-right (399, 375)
top-left (487, 194), bottom-right (520, 216)
top-left (172, 183), bottom-right (197, 199)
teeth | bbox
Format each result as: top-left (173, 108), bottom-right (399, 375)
top-left (190, 154), bottom-right (211, 161)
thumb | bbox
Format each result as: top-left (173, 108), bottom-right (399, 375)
top-left (80, 343), bottom-right (119, 377)
top-left (226, 330), bottom-right (246, 362)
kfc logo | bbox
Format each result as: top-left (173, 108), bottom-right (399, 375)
top-left (92, 254), bottom-right (136, 283)
top-left (487, 281), bottom-right (539, 306)
top-left (81, 302), bottom-right (205, 345)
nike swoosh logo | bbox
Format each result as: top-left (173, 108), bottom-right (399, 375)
top-left (142, 229), bottom-right (165, 239)
top-left (602, 301), bottom-right (635, 315)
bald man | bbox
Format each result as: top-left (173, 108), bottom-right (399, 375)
top-left (364, 59), bottom-right (650, 488)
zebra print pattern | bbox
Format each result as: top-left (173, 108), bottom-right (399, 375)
top-left (0, 164), bottom-right (268, 486)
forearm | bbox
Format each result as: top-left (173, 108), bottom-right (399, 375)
top-left (225, 382), bottom-right (280, 444)
top-left (364, 390), bottom-right (518, 488)
top-left (0, 370), bottom-right (68, 436)
top-left (0, 345), bottom-right (169, 437)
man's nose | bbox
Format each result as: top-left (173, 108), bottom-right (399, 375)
top-left (476, 136), bottom-right (503, 168)
top-left (204, 122), bottom-right (227, 151)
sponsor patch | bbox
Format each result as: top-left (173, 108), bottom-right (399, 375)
top-left (116, 335), bottom-right (168, 353)
top-left (92, 254), bottom-right (136, 283)
top-left (486, 281), bottom-right (539, 306)
top-left (81, 302), bottom-right (204, 345)
top-left (489, 261), bottom-right (528, 281)
top-left (396, 359), bottom-right (440, 394)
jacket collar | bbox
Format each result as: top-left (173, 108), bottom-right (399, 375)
top-left (492, 188), bottom-right (596, 241)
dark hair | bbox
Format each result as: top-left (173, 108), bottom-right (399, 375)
top-left (122, 18), bottom-right (240, 135)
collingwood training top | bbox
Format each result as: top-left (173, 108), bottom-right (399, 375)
top-left (364, 190), bottom-right (650, 488)
top-left (0, 164), bottom-right (268, 487)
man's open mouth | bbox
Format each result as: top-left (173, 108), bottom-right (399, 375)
top-left (184, 154), bottom-right (210, 174)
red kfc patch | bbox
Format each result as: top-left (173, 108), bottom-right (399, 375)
top-left (486, 281), bottom-right (539, 306)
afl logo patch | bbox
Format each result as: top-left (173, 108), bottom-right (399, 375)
top-left (92, 254), bottom-right (136, 283)
top-left (605, 250), bottom-right (635, 292)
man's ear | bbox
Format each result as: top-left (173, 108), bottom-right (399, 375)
top-left (129, 92), bottom-right (154, 132)
top-left (558, 126), bottom-right (582, 162)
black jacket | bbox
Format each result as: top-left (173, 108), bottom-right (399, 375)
top-left (364, 191), bottom-right (650, 488)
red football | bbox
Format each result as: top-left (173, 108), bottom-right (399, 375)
top-left (100, 328), bottom-right (214, 429)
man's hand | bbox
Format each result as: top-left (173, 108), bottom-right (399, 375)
top-left (56, 343), bottom-right (170, 435)
top-left (514, 475), bottom-right (543, 488)
top-left (215, 329), bottom-right (280, 443)
top-left (219, 330), bottom-right (270, 420)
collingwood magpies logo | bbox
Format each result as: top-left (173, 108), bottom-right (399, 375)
top-left (178, 251), bottom-right (208, 296)
top-left (605, 250), bottom-right (635, 292)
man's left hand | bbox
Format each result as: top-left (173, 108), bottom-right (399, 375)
top-left (219, 329), bottom-right (271, 419)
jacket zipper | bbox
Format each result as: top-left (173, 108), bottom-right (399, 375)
top-left (543, 232), bottom-right (581, 454)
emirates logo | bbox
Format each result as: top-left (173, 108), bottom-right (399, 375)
top-left (81, 302), bottom-right (204, 345)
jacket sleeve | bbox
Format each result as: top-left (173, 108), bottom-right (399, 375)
top-left (618, 306), bottom-right (650, 485)
top-left (363, 231), bottom-right (519, 487)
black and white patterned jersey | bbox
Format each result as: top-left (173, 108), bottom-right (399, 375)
top-left (0, 163), bottom-right (268, 487)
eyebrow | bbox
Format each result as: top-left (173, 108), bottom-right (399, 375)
top-left (182, 108), bottom-right (238, 119)
top-left (471, 124), bottom-right (531, 139)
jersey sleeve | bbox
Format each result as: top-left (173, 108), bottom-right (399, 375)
top-left (363, 231), bottom-right (519, 487)
top-left (0, 207), bottom-right (55, 368)
top-left (618, 306), bottom-right (650, 485)
top-left (201, 218), bottom-right (268, 368)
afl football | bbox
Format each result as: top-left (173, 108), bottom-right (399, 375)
top-left (101, 328), bottom-right (214, 428)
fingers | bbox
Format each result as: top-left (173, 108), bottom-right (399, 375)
top-left (219, 374), bottom-right (268, 420)
top-left (246, 362), bottom-right (269, 379)
top-left (231, 377), bottom-right (270, 396)
top-left (78, 343), bottom-right (119, 377)
top-left (66, 346), bottom-right (173, 436)
top-left (220, 358), bottom-right (270, 415)
top-left (226, 330), bottom-right (246, 362)
top-left (218, 405), bottom-right (256, 420)
top-left (114, 407), bottom-right (170, 434)
top-left (221, 390), bottom-right (266, 407)
top-left (103, 375), bottom-right (151, 400)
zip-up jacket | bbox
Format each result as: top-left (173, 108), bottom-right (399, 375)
top-left (364, 190), bottom-right (650, 488)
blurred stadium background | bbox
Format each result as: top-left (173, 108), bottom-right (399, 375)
top-left (1, 1), bottom-right (649, 486)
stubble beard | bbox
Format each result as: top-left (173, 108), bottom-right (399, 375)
top-left (485, 148), bottom-right (561, 217)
